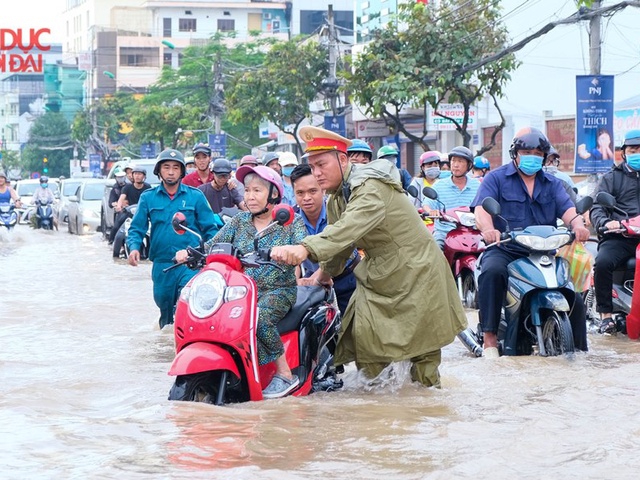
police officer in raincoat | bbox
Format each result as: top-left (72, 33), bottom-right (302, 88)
top-left (271, 127), bottom-right (467, 387)
top-left (127, 149), bottom-right (223, 328)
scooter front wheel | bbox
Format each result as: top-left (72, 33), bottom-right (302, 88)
top-left (541, 311), bottom-right (574, 356)
top-left (460, 271), bottom-right (477, 309)
top-left (169, 371), bottom-right (242, 405)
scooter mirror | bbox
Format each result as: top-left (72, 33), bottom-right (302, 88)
top-left (482, 196), bottom-right (501, 216)
top-left (575, 195), bottom-right (593, 214)
top-left (272, 204), bottom-right (294, 227)
top-left (423, 186), bottom-right (438, 200)
top-left (172, 212), bottom-right (187, 235)
top-left (406, 185), bottom-right (419, 198)
top-left (595, 191), bottom-right (616, 209)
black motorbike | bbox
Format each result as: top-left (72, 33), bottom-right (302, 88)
top-left (113, 205), bottom-right (149, 259)
top-left (35, 200), bottom-right (54, 230)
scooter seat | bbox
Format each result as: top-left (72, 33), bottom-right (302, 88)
top-left (277, 286), bottom-right (326, 334)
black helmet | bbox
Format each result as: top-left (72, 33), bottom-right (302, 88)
top-left (211, 158), bottom-right (233, 174)
top-left (40, 176), bottom-right (49, 184)
top-left (131, 165), bottom-right (147, 175)
top-left (509, 127), bottom-right (551, 160)
top-left (448, 146), bottom-right (474, 167)
top-left (262, 152), bottom-right (280, 166)
top-left (153, 148), bottom-right (186, 178)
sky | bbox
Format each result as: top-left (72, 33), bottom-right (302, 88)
top-left (1, 0), bottom-right (639, 118)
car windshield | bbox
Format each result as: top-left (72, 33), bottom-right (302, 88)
top-left (18, 182), bottom-right (59, 196)
top-left (63, 182), bottom-right (82, 196)
top-left (82, 183), bottom-right (104, 201)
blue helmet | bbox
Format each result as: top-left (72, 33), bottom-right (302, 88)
top-left (473, 156), bottom-right (490, 170)
top-left (347, 139), bottom-right (373, 154)
top-left (622, 129), bottom-right (640, 149)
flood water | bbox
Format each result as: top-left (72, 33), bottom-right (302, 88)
top-left (1, 227), bottom-right (639, 479)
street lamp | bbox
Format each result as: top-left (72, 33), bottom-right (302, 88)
top-left (103, 71), bottom-right (145, 95)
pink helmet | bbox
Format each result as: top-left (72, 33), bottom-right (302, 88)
top-left (420, 151), bottom-right (442, 166)
top-left (236, 165), bottom-right (284, 202)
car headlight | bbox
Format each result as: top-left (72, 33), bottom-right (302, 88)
top-left (188, 270), bottom-right (226, 318)
top-left (455, 211), bottom-right (476, 228)
top-left (515, 233), bottom-right (572, 251)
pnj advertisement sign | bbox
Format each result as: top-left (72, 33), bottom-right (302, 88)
top-left (575, 75), bottom-right (614, 173)
top-left (208, 133), bottom-right (227, 159)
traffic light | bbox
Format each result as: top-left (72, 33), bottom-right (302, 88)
top-left (43, 157), bottom-right (49, 174)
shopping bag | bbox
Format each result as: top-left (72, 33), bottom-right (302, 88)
top-left (556, 240), bottom-right (594, 292)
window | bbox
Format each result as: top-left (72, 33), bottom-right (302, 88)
top-left (119, 47), bottom-right (159, 67)
top-left (163, 53), bottom-right (172, 66)
top-left (163, 18), bottom-right (172, 37)
top-left (179, 18), bottom-right (196, 32)
top-left (217, 19), bottom-right (235, 32)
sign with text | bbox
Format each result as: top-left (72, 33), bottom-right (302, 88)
top-left (428, 104), bottom-right (477, 131)
top-left (89, 154), bottom-right (102, 177)
top-left (208, 133), bottom-right (227, 159)
top-left (324, 114), bottom-right (346, 138)
top-left (0, 28), bottom-right (50, 73)
top-left (575, 75), bottom-right (614, 174)
top-left (140, 142), bottom-right (156, 159)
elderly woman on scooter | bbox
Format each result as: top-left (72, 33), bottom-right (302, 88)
top-left (176, 165), bottom-right (307, 399)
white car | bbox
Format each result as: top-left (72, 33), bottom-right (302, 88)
top-left (67, 179), bottom-right (107, 235)
top-left (58, 178), bottom-right (86, 224)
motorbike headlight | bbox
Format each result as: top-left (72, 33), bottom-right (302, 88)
top-left (628, 225), bottom-right (640, 234)
top-left (455, 211), bottom-right (476, 228)
top-left (188, 271), bottom-right (226, 318)
top-left (515, 233), bottom-right (572, 251)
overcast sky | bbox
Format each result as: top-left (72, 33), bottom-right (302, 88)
top-left (2, 0), bottom-right (639, 118)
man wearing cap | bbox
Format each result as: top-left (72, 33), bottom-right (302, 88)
top-left (262, 152), bottom-right (282, 176)
top-left (198, 158), bottom-right (246, 214)
top-left (183, 142), bottom-right (215, 188)
top-left (271, 126), bottom-right (467, 387)
top-left (279, 151), bottom-right (299, 207)
top-left (127, 148), bottom-right (223, 329)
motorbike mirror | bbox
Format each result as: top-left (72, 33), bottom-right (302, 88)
top-left (172, 212), bottom-right (187, 235)
top-left (272, 204), bottom-right (294, 227)
top-left (406, 185), bottom-right (419, 198)
top-left (595, 191), bottom-right (616, 209)
top-left (423, 186), bottom-right (438, 200)
top-left (482, 197), bottom-right (501, 217)
top-left (575, 196), bottom-right (593, 215)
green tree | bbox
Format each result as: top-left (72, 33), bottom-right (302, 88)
top-left (226, 37), bottom-right (330, 153)
top-left (346, 0), bottom-right (518, 152)
top-left (22, 112), bottom-right (73, 177)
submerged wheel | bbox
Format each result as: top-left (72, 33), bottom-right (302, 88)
top-left (168, 371), bottom-right (242, 405)
top-left (460, 271), bottom-right (477, 309)
top-left (112, 233), bottom-right (125, 258)
top-left (541, 311), bottom-right (574, 356)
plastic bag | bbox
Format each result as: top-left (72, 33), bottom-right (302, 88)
top-left (556, 241), bottom-right (594, 292)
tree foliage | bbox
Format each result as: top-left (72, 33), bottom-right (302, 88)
top-left (346, 0), bottom-right (518, 152)
top-left (226, 37), bottom-right (329, 153)
top-left (22, 112), bottom-right (72, 177)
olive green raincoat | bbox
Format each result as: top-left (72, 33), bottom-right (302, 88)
top-left (302, 160), bottom-right (467, 365)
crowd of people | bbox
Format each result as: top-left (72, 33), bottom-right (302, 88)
top-left (119, 124), bottom-right (640, 398)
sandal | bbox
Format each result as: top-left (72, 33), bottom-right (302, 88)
top-left (262, 374), bottom-right (299, 399)
top-left (599, 318), bottom-right (616, 335)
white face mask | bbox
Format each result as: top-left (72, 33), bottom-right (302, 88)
top-left (543, 165), bottom-right (558, 175)
top-left (423, 166), bottom-right (440, 180)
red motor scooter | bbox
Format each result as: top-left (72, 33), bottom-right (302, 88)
top-left (423, 187), bottom-right (485, 309)
top-left (586, 192), bottom-right (640, 339)
top-left (165, 206), bottom-right (342, 404)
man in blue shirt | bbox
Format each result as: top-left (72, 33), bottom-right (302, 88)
top-left (290, 163), bottom-right (358, 316)
top-left (127, 149), bottom-right (223, 328)
top-left (425, 146), bottom-right (480, 248)
top-left (472, 128), bottom-right (590, 358)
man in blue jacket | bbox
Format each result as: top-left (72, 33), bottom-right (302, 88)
top-left (127, 148), bottom-right (223, 328)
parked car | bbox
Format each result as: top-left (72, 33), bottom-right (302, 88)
top-left (67, 179), bottom-right (107, 235)
top-left (15, 179), bottom-right (60, 224)
top-left (58, 178), bottom-right (86, 224)
top-left (100, 159), bottom-right (161, 239)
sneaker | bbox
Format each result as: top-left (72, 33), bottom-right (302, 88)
top-left (483, 346), bottom-right (500, 359)
top-left (262, 374), bottom-right (300, 399)
top-left (599, 318), bottom-right (616, 335)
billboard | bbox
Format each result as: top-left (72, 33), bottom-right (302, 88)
top-left (575, 75), bottom-right (614, 174)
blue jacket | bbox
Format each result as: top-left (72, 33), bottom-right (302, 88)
top-left (127, 182), bottom-right (223, 263)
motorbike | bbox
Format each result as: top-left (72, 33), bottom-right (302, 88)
top-left (473, 195), bottom-right (593, 356)
top-left (582, 192), bottom-right (640, 339)
top-left (0, 202), bottom-right (18, 230)
top-left (35, 199), bottom-right (54, 230)
top-left (423, 187), bottom-right (485, 309)
top-left (406, 185), bottom-right (437, 234)
top-left (165, 205), bottom-right (342, 405)
top-left (112, 205), bottom-right (149, 260)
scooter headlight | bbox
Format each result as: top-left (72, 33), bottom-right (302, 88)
top-left (515, 233), bottom-right (571, 251)
top-left (455, 211), bottom-right (476, 228)
top-left (188, 270), bottom-right (226, 318)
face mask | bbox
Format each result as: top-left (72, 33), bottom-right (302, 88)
top-left (41, 183), bottom-right (48, 188)
top-left (543, 165), bottom-right (558, 175)
top-left (626, 153), bottom-right (640, 171)
top-left (518, 155), bottom-right (543, 176)
top-left (439, 170), bottom-right (452, 179)
top-left (282, 166), bottom-right (295, 177)
top-left (423, 166), bottom-right (440, 180)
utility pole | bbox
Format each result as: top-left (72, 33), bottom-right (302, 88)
top-left (589, 0), bottom-right (602, 74)
top-left (211, 51), bottom-right (224, 134)
top-left (321, 4), bottom-right (340, 116)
